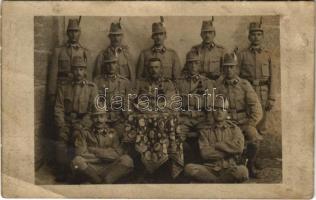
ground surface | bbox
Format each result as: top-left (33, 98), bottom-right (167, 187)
top-left (36, 132), bottom-right (282, 184)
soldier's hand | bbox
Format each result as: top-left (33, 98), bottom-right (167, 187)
top-left (265, 99), bottom-right (275, 111)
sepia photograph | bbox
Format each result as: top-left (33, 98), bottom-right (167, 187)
top-left (2, 1), bottom-right (313, 198)
top-left (34, 15), bottom-right (281, 184)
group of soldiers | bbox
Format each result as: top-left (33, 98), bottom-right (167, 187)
top-left (48, 16), bottom-right (276, 184)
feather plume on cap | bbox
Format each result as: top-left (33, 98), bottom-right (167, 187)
top-left (259, 16), bottom-right (263, 26)
top-left (78, 16), bottom-right (82, 24)
top-left (119, 17), bottom-right (121, 24)
top-left (211, 16), bottom-right (214, 22)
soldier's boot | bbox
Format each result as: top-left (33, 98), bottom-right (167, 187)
top-left (104, 155), bottom-right (134, 183)
top-left (246, 143), bottom-right (259, 178)
top-left (81, 166), bottom-right (102, 184)
top-left (55, 142), bottom-right (70, 182)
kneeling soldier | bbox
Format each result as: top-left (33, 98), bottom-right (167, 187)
top-left (184, 98), bottom-right (249, 183)
top-left (71, 106), bottom-right (134, 184)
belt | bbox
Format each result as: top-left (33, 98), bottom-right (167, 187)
top-left (249, 79), bottom-right (269, 86)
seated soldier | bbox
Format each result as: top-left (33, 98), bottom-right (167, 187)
top-left (177, 51), bottom-right (215, 164)
top-left (71, 106), bottom-right (134, 184)
top-left (184, 98), bottom-right (249, 183)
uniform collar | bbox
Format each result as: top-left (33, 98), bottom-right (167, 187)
top-left (202, 42), bottom-right (215, 50)
top-left (224, 77), bottom-right (240, 86)
top-left (249, 45), bottom-right (263, 53)
top-left (186, 73), bottom-right (200, 82)
top-left (93, 126), bottom-right (110, 135)
top-left (149, 76), bottom-right (164, 84)
top-left (214, 121), bottom-right (229, 129)
top-left (72, 79), bottom-right (87, 86)
top-left (67, 42), bottom-right (80, 49)
top-left (152, 45), bottom-right (166, 53)
top-left (104, 73), bottom-right (117, 80)
top-left (109, 45), bottom-right (123, 53)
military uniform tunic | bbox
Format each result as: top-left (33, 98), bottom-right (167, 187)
top-left (71, 125), bottom-right (134, 183)
top-left (184, 120), bottom-right (248, 183)
top-left (94, 45), bottom-right (134, 83)
top-left (215, 77), bottom-right (263, 141)
top-left (190, 42), bottom-right (226, 80)
top-left (48, 43), bottom-right (89, 98)
top-left (176, 73), bottom-right (215, 164)
top-left (54, 79), bottom-right (98, 131)
top-left (94, 74), bottom-right (132, 136)
top-left (238, 46), bottom-right (275, 133)
top-left (54, 79), bottom-right (98, 166)
top-left (238, 46), bottom-right (275, 108)
top-left (136, 46), bottom-right (181, 80)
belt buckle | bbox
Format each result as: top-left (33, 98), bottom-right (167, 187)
top-left (252, 80), bottom-right (260, 86)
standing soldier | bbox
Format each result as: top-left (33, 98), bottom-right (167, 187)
top-left (216, 53), bottom-right (263, 178)
top-left (94, 53), bottom-right (131, 137)
top-left (48, 17), bottom-right (90, 104)
top-left (94, 18), bottom-right (134, 83)
top-left (238, 17), bottom-right (276, 135)
top-left (190, 17), bottom-right (226, 80)
top-left (54, 56), bottom-right (98, 181)
top-left (177, 51), bottom-right (215, 164)
top-left (71, 106), bottom-right (134, 184)
top-left (184, 97), bottom-right (249, 183)
top-left (136, 16), bottom-right (181, 81)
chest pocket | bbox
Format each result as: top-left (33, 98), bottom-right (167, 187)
top-left (208, 59), bottom-right (221, 73)
top-left (240, 62), bottom-right (254, 78)
top-left (64, 96), bottom-right (73, 113)
top-left (59, 52), bottom-right (71, 72)
top-left (162, 60), bottom-right (173, 78)
top-left (261, 63), bottom-right (270, 78)
top-left (118, 54), bottom-right (130, 78)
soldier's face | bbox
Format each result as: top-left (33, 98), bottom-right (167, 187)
top-left (93, 114), bottom-right (107, 128)
top-left (109, 34), bottom-right (123, 47)
top-left (248, 31), bottom-right (263, 46)
top-left (201, 31), bottom-right (215, 44)
top-left (152, 32), bottom-right (166, 46)
top-left (187, 61), bottom-right (200, 75)
top-left (223, 65), bottom-right (237, 79)
top-left (67, 30), bottom-right (81, 43)
top-left (148, 61), bottom-right (162, 79)
top-left (105, 62), bottom-right (118, 75)
top-left (72, 67), bottom-right (86, 81)
top-left (213, 108), bottom-right (228, 122)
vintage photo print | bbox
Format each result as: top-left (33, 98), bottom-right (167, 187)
top-left (2, 1), bottom-right (314, 198)
top-left (34, 15), bottom-right (281, 185)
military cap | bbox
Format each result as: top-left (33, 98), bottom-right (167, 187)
top-left (103, 53), bottom-right (118, 63)
top-left (71, 56), bottom-right (87, 68)
top-left (201, 16), bottom-right (215, 32)
top-left (109, 18), bottom-right (123, 35)
top-left (222, 53), bottom-right (238, 66)
top-left (67, 18), bottom-right (80, 31)
top-left (152, 16), bottom-right (166, 35)
top-left (213, 96), bottom-right (229, 110)
top-left (249, 17), bottom-right (263, 33)
top-left (186, 51), bottom-right (200, 62)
